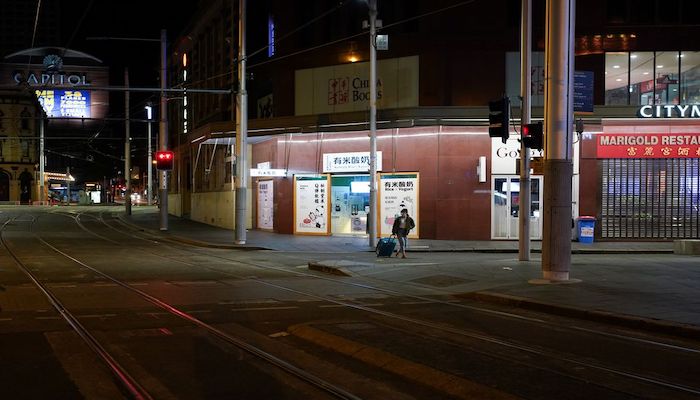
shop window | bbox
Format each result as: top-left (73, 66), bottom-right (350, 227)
top-left (654, 51), bottom-right (680, 104)
top-left (629, 52), bottom-right (654, 105)
top-left (680, 51), bottom-right (700, 103)
top-left (604, 52), bottom-right (629, 105)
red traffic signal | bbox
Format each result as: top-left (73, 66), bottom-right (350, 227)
top-left (522, 122), bottom-right (543, 150)
top-left (155, 150), bottom-right (174, 170)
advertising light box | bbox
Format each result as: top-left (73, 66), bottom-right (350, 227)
top-left (36, 90), bottom-right (91, 118)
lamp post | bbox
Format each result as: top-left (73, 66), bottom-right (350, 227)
top-left (145, 103), bottom-right (153, 206)
top-left (368, 0), bottom-right (378, 249)
top-left (235, 0), bottom-right (248, 244)
top-left (125, 68), bottom-right (131, 216)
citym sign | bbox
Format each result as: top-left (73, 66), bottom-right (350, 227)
top-left (638, 104), bottom-right (700, 118)
top-left (11, 55), bottom-right (91, 87)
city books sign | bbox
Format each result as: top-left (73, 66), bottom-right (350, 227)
top-left (596, 133), bottom-right (700, 158)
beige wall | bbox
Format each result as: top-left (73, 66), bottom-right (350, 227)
top-left (167, 193), bottom-right (183, 217)
top-left (295, 55), bottom-right (419, 115)
top-left (189, 189), bottom-right (253, 230)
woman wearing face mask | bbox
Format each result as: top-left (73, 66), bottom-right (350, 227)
top-left (391, 208), bottom-right (415, 258)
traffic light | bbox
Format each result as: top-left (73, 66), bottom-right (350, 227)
top-left (155, 151), bottom-right (174, 170)
top-left (522, 122), bottom-right (543, 150)
top-left (488, 97), bottom-right (510, 144)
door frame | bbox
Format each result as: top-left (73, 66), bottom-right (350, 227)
top-left (491, 175), bottom-right (543, 240)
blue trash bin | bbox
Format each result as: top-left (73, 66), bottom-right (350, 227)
top-left (577, 216), bottom-right (596, 244)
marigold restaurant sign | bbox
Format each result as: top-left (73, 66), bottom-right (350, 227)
top-left (596, 133), bottom-right (700, 158)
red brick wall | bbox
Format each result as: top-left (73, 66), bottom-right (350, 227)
top-left (252, 126), bottom-right (493, 239)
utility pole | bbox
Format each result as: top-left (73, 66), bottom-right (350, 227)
top-left (66, 166), bottom-right (70, 205)
top-left (235, 0), bottom-right (248, 244)
top-left (146, 103), bottom-right (153, 206)
top-left (159, 29), bottom-right (169, 230)
top-left (125, 68), bottom-right (132, 216)
top-left (519, 0), bottom-right (532, 261)
top-left (368, 0), bottom-right (378, 248)
top-left (542, 0), bottom-right (575, 281)
top-left (39, 116), bottom-right (45, 204)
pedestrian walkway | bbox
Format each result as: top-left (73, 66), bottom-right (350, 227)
top-left (122, 206), bottom-right (673, 254)
top-left (119, 207), bottom-right (700, 337)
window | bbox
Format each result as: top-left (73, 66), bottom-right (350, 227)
top-left (680, 51), bottom-right (700, 103)
top-left (604, 53), bottom-right (629, 105)
top-left (606, 51), bottom-right (695, 105)
top-left (654, 51), bottom-right (680, 104)
top-left (20, 107), bottom-right (31, 130)
top-left (629, 52), bottom-right (654, 105)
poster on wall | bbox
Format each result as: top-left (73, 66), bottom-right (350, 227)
top-left (257, 180), bottom-right (274, 230)
top-left (294, 175), bottom-right (330, 235)
top-left (379, 173), bottom-right (419, 238)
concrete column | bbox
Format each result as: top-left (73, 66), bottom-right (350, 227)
top-left (542, 0), bottom-right (575, 281)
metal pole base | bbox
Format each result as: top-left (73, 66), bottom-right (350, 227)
top-left (235, 188), bottom-right (247, 244)
top-left (541, 159), bottom-right (573, 279)
top-left (159, 188), bottom-right (168, 231)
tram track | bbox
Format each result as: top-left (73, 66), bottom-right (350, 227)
top-left (0, 211), bottom-right (364, 400)
top-left (46, 208), bottom-right (700, 399)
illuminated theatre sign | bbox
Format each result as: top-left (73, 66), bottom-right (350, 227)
top-left (11, 54), bottom-right (92, 118)
top-left (638, 104), bottom-right (700, 118)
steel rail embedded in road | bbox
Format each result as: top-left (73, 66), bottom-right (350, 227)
top-left (33, 210), bottom-right (364, 400)
top-left (0, 216), bottom-right (153, 400)
top-left (82, 209), bottom-right (700, 398)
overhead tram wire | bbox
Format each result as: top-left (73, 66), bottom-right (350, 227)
top-left (172, 0), bottom-right (352, 91)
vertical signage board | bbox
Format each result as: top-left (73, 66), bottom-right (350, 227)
top-left (379, 173), bottom-right (419, 238)
top-left (294, 175), bottom-right (331, 235)
top-left (257, 180), bottom-right (274, 230)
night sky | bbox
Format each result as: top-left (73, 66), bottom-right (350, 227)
top-left (57, 1), bottom-right (200, 87)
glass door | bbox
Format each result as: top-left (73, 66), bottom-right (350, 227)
top-left (492, 176), bottom-right (542, 239)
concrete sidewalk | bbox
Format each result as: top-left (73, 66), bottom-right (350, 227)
top-left (121, 206), bottom-right (674, 254)
top-left (118, 207), bottom-right (700, 338)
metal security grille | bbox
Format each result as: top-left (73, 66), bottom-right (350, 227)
top-left (601, 159), bottom-right (700, 239)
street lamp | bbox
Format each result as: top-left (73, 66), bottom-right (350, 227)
top-left (145, 103), bottom-right (153, 206)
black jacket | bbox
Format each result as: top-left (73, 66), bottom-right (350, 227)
top-left (392, 216), bottom-right (415, 235)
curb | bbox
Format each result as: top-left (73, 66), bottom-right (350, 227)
top-left (307, 261), bottom-right (352, 277)
top-left (366, 248), bottom-right (673, 254)
top-left (458, 291), bottom-right (700, 340)
top-left (116, 215), bottom-right (270, 251)
top-left (288, 323), bottom-right (520, 400)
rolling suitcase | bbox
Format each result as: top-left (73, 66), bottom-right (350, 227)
top-left (376, 235), bottom-right (397, 257)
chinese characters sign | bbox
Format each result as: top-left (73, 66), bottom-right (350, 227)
top-left (294, 175), bottom-right (330, 235)
top-left (36, 90), bottom-right (91, 118)
top-left (596, 133), bottom-right (700, 158)
top-left (323, 152), bottom-right (383, 173)
top-left (257, 180), bottom-right (274, 230)
top-left (379, 173), bottom-right (419, 238)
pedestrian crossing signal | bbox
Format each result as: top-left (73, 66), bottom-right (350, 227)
top-left (155, 151), bottom-right (174, 170)
top-left (522, 122), bottom-right (543, 150)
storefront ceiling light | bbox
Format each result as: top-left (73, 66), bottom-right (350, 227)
top-left (643, 72), bottom-right (650, 75)
top-left (613, 65), bottom-right (620, 68)
top-left (630, 54), bottom-right (637, 59)
top-left (657, 65), bottom-right (663, 68)
top-left (615, 78), bottom-right (622, 82)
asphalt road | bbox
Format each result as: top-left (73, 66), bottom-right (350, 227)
top-left (1, 207), bottom-right (699, 399)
